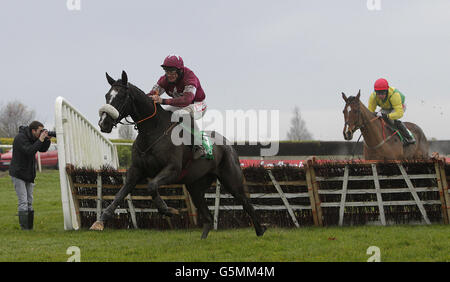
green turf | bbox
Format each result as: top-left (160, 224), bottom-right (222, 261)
top-left (0, 170), bottom-right (448, 262)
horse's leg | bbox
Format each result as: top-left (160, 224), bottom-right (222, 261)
top-left (217, 165), bottom-right (266, 237)
top-left (147, 164), bottom-right (181, 217)
top-left (186, 175), bottom-right (216, 239)
top-left (90, 166), bottom-right (143, 230)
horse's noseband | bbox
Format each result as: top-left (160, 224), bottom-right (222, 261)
top-left (98, 84), bottom-right (133, 127)
top-left (98, 104), bottom-right (120, 120)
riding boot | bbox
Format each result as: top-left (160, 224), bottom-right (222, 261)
top-left (179, 119), bottom-right (208, 160)
top-left (18, 211), bottom-right (29, 230)
top-left (395, 120), bottom-right (416, 145)
top-left (176, 112), bottom-right (213, 160)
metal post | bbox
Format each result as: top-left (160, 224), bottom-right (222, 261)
top-left (213, 180), bottom-right (221, 230)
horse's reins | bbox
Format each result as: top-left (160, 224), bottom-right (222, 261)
top-left (346, 101), bottom-right (399, 151)
top-left (136, 89), bottom-right (159, 124)
top-left (110, 83), bottom-right (158, 126)
top-left (109, 85), bottom-right (177, 155)
top-left (364, 115), bottom-right (399, 150)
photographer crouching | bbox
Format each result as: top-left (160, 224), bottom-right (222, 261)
top-left (9, 121), bottom-right (53, 230)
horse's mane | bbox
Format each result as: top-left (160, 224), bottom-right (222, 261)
top-left (116, 79), bottom-right (146, 96)
top-left (116, 79), bottom-right (165, 113)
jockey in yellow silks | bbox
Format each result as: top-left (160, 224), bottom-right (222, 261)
top-left (368, 78), bottom-right (416, 145)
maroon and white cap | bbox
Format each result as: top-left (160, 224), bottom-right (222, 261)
top-left (161, 54), bottom-right (184, 69)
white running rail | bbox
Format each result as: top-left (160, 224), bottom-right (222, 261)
top-left (55, 96), bottom-right (119, 230)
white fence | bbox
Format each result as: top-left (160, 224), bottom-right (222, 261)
top-left (55, 96), bottom-right (119, 230)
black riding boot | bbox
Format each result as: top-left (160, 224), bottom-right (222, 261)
top-left (395, 120), bottom-right (416, 145)
top-left (190, 126), bottom-right (206, 160)
top-left (18, 211), bottom-right (29, 230)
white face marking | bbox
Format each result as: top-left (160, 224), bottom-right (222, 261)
top-left (99, 112), bottom-right (107, 124)
top-left (108, 89), bottom-right (118, 104)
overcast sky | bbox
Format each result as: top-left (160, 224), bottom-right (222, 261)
top-left (1, 0), bottom-right (450, 141)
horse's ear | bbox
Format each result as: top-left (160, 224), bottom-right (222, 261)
top-left (106, 72), bottom-right (115, 86)
top-left (121, 71), bottom-right (128, 85)
top-left (356, 89), bottom-right (361, 100)
top-left (342, 92), bottom-right (348, 102)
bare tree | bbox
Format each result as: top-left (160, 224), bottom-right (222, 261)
top-left (286, 106), bottom-right (313, 141)
top-left (118, 124), bottom-right (136, 140)
top-left (0, 101), bottom-right (36, 137)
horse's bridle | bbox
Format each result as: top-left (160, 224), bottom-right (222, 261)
top-left (108, 83), bottom-right (158, 128)
top-left (104, 82), bottom-right (175, 156)
top-left (344, 100), bottom-right (399, 150)
top-left (344, 101), bottom-right (364, 135)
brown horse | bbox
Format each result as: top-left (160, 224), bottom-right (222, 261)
top-left (342, 91), bottom-right (429, 160)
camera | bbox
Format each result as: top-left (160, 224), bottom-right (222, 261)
top-left (44, 129), bottom-right (57, 138)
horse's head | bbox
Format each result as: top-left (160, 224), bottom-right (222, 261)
top-left (342, 90), bottom-right (362, 140)
top-left (98, 71), bottom-right (133, 133)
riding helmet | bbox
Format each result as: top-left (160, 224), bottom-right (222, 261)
top-left (374, 78), bottom-right (389, 91)
top-left (161, 55), bottom-right (184, 70)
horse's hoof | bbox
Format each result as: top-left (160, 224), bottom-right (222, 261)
top-left (256, 225), bottom-right (267, 237)
top-left (89, 221), bottom-right (104, 231)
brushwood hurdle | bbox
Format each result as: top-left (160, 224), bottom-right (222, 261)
top-left (307, 158), bottom-right (448, 226)
top-left (55, 96), bottom-right (449, 230)
top-left (64, 158), bottom-right (449, 230)
top-left (65, 165), bottom-right (315, 229)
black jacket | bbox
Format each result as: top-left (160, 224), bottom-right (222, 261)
top-left (9, 126), bottom-right (51, 183)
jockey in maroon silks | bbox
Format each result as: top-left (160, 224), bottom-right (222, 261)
top-left (147, 55), bottom-right (210, 159)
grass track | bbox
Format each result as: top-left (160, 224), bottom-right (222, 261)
top-left (0, 170), bottom-right (448, 262)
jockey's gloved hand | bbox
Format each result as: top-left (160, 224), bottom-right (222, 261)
top-left (376, 112), bottom-right (388, 119)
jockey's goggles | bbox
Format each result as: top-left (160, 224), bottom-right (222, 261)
top-left (163, 67), bottom-right (179, 74)
top-left (375, 90), bottom-right (388, 96)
